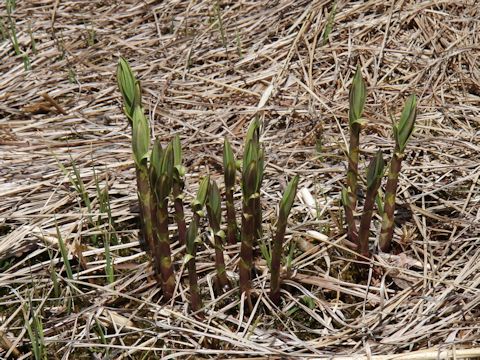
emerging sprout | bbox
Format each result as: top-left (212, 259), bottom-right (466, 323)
top-left (270, 175), bottom-right (299, 305)
top-left (172, 135), bottom-right (187, 246)
top-left (186, 176), bottom-right (210, 314)
top-left (150, 140), bottom-right (175, 300)
top-left (223, 138), bottom-right (238, 245)
top-left (357, 151), bottom-right (384, 259)
top-left (207, 180), bottom-right (230, 291)
top-left (116, 57), bottom-right (141, 121)
top-left (379, 95), bottom-right (417, 252)
top-left (344, 65), bottom-right (367, 247)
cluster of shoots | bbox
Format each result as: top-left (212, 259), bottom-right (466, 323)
top-left (117, 57), bottom-right (416, 310)
top-left (117, 58), bottom-right (298, 312)
top-left (343, 66), bottom-right (417, 259)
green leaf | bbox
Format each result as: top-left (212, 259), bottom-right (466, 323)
top-left (341, 187), bottom-right (349, 206)
top-left (160, 142), bottom-right (174, 176)
top-left (223, 138), bottom-right (236, 187)
top-left (192, 176), bottom-right (210, 211)
top-left (183, 253), bottom-right (194, 264)
top-left (245, 116), bottom-right (260, 146)
top-left (256, 148), bottom-right (264, 191)
top-left (242, 139), bottom-right (256, 173)
top-left (149, 139), bottom-right (162, 186)
top-left (172, 134), bottom-right (182, 167)
top-left (395, 94), bottom-right (417, 152)
top-left (186, 220), bottom-right (198, 255)
top-left (172, 135), bottom-right (186, 179)
top-left (132, 107), bottom-right (150, 166)
top-left (150, 140), bottom-right (174, 200)
top-left (279, 175), bottom-right (299, 219)
top-left (117, 57), bottom-right (140, 117)
top-left (242, 160), bottom-right (257, 199)
top-left (158, 142), bottom-right (174, 199)
top-left (207, 180), bottom-right (221, 222)
top-left (348, 65), bottom-right (366, 127)
top-left (366, 151), bottom-right (385, 189)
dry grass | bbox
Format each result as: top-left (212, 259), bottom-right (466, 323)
top-left (1, 0), bottom-right (479, 358)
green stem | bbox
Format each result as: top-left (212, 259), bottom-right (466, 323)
top-left (188, 214), bottom-right (203, 313)
top-left (345, 124), bottom-right (360, 245)
top-left (173, 182), bottom-right (187, 247)
top-left (135, 165), bottom-right (154, 253)
top-left (206, 209), bottom-right (230, 291)
top-left (253, 196), bottom-right (262, 244)
top-left (152, 197), bottom-right (175, 300)
top-left (270, 217), bottom-right (286, 305)
top-left (379, 151), bottom-right (402, 252)
top-left (239, 196), bottom-right (255, 312)
top-left (357, 184), bottom-right (381, 259)
top-left (225, 187), bottom-right (238, 245)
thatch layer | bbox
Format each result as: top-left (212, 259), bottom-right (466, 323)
top-left (1, 1), bottom-right (479, 358)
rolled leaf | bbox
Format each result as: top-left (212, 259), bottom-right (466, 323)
top-left (223, 138), bottom-right (238, 245)
top-left (348, 65), bottom-right (366, 127)
top-left (186, 217), bottom-right (198, 258)
top-left (132, 107), bottom-right (149, 167)
top-left (279, 175), bottom-right (299, 219)
top-left (192, 176), bottom-right (210, 215)
top-left (357, 151), bottom-right (384, 259)
top-left (117, 57), bottom-right (141, 119)
top-left (366, 150), bottom-right (385, 189)
top-left (207, 180), bottom-right (230, 290)
top-left (223, 138), bottom-right (236, 189)
top-left (270, 175), bottom-right (299, 305)
top-left (379, 95), bottom-right (417, 252)
top-left (172, 135), bottom-right (187, 246)
top-left (394, 94), bottom-right (417, 153)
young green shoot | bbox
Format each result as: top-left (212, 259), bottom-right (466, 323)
top-left (379, 95), bottom-right (417, 252)
top-left (117, 58), bottom-right (156, 258)
top-left (244, 118), bottom-right (264, 243)
top-left (117, 57), bottom-right (141, 121)
top-left (357, 151), bottom-right (384, 259)
top-left (172, 135), bottom-right (187, 247)
top-left (214, 1), bottom-right (228, 55)
top-left (344, 65), bottom-right (366, 247)
top-left (23, 301), bottom-right (45, 360)
top-left (92, 166), bottom-right (116, 283)
top-left (150, 140), bottom-right (175, 300)
top-left (270, 175), bottom-right (299, 305)
top-left (55, 220), bottom-right (73, 282)
top-left (206, 179), bottom-right (230, 291)
top-left (322, 1), bottom-right (337, 45)
top-left (186, 176), bottom-right (210, 313)
top-left (223, 138), bottom-right (238, 245)
top-left (239, 118), bottom-right (264, 310)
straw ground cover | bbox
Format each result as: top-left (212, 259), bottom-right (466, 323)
top-left (1, 1), bottom-right (479, 358)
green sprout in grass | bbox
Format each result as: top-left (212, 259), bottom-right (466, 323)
top-left (322, 1), bottom-right (337, 45)
top-left (117, 57), bottom-right (141, 121)
top-left (343, 65), bottom-right (366, 247)
top-left (23, 301), bottom-right (45, 360)
top-left (245, 118), bottom-right (264, 243)
top-left (379, 95), bottom-right (417, 252)
top-left (270, 175), bottom-right (299, 305)
top-left (149, 140), bottom-right (176, 300)
top-left (186, 176), bottom-right (210, 313)
top-left (357, 151), bottom-right (384, 259)
top-left (223, 138), bottom-right (238, 245)
top-left (239, 118), bottom-right (263, 310)
top-left (206, 179), bottom-right (230, 291)
top-left (172, 135), bottom-right (187, 247)
top-left (116, 58), bottom-right (155, 255)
